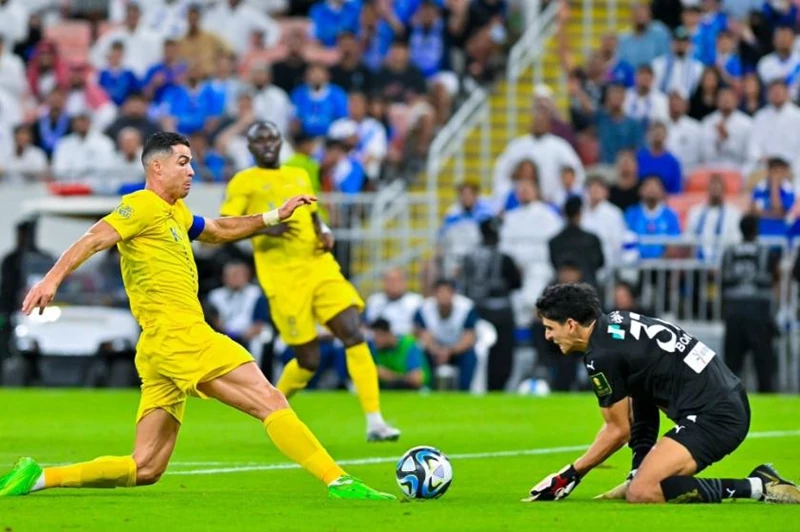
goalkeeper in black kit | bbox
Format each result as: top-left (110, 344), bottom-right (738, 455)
top-left (524, 283), bottom-right (800, 504)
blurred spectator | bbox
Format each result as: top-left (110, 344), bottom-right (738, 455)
top-left (666, 91), bottom-right (703, 173)
top-left (696, 0), bottom-right (728, 65)
top-left (594, 82), bottom-right (645, 164)
top-left (0, 37), bottom-right (25, 99)
top-left (499, 176), bottom-right (562, 327)
top-left (598, 32), bottom-right (635, 87)
top-left (636, 121), bottom-right (683, 194)
top-left (1, 124), bottom-right (48, 183)
top-left (458, 217), bottom-right (521, 391)
top-left (291, 63), bottom-right (348, 137)
top-left (567, 57), bottom-right (607, 133)
top-left (737, 6), bottom-right (773, 71)
top-left (331, 32), bottom-right (374, 93)
top-left (747, 79), bottom-right (800, 177)
top-left (499, 159), bottom-right (537, 213)
top-left (0, 0), bottom-right (28, 48)
top-left (752, 156), bottom-right (794, 236)
top-left (32, 87), bottom-right (71, 157)
top-left (109, 127), bottom-right (145, 182)
top-left (141, 0), bottom-right (191, 40)
top-left (284, 132), bottom-right (322, 194)
top-left (25, 40), bottom-right (68, 101)
top-left (365, 267), bottom-right (424, 336)
top-left (202, 0), bottom-right (280, 55)
top-left (359, 0), bottom-right (395, 72)
top-left (375, 39), bottom-right (427, 104)
top-left (756, 25), bottom-right (800, 98)
top-left (612, 280), bottom-right (650, 315)
top-left (0, 86), bottom-right (20, 143)
top-left (720, 213), bottom-right (779, 393)
top-left (310, 0), bottom-right (361, 48)
top-left (689, 66), bottom-right (723, 120)
top-left (329, 92), bottom-right (388, 181)
top-left (549, 196), bottom-right (604, 288)
top-left (461, 0), bottom-right (508, 83)
top-left (91, 2), bottom-right (163, 77)
top-left (159, 64), bottom-right (222, 135)
top-left (321, 137), bottom-right (366, 194)
top-left (609, 149), bottom-right (641, 212)
top-left (553, 166), bottom-right (583, 208)
top-left (247, 64), bottom-right (292, 136)
top-left (739, 72), bottom-right (765, 117)
top-left (104, 91), bottom-right (160, 142)
top-left (686, 173), bottom-right (743, 262)
top-left (713, 29), bottom-right (742, 89)
top-left (438, 180), bottom-right (494, 277)
top-left (370, 318), bottom-right (429, 390)
top-left (653, 26), bottom-right (704, 97)
top-left (177, 3), bottom-right (232, 79)
top-left (534, 85), bottom-right (579, 152)
top-left (12, 9), bottom-right (41, 62)
top-left (271, 29), bottom-right (308, 94)
top-left (207, 54), bottom-right (244, 117)
top-left (625, 175), bottom-right (681, 259)
top-left (582, 175), bottom-right (628, 279)
top-left (189, 131), bottom-right (226, 182)
top-left (701, 85), bottom-right (752, 169)
top-left (618, 3), bottom-right (671, 68)
top-left (493, 102), bottom-right (584, 206)
top-left (624, 65), bottom-right (669, 125)
top-left (142, 38), bottom-right (187, 106)
top-left (414, 278), bottom-right (478, 391)
top-left (207, 261), bottom-right (269, 349)
top-left (52, 112), bottom-right (116, 182)
top-left (99, 41), bottom-right (141, 106)
top-left (64, 62), bottom-right (116, 132)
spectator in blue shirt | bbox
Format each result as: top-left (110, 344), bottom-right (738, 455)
top-left (618, 3), bottom-right (671, 68)
top-left (443, 180), bottom-right (495, 230)
top-left (636, 121), bottom-right (683, 194)
top-left (160, 65), bottom-right (221, 135)
top-left (598, 33), bottom-right (635, 87)
top-left (98, 41), bottom-right (140, 106)
top-left (188, 132), bottom-right (227, 182)
top-left (310, 0), bottom-right (362, 48)
top-left (697, 0), bottom-right (728, 65)
top-left (290, 63), bottom-right (349, 137)
top-left (322, 138), bottom-right (366, 194)
top-left (594, 82), bottom-right (646, 164)
top-left (360, 0), bottom-right (395, 71)
top-left (408, 0), bottom-right (449, 79)
top-left (714, 29), bottom-right (743, 87)
top-left (414, 278), bottom-right (479, 391)
top-left (141, 39), bottom-right (187, 106)
top-left (625, 176), bottom-right (682, 259)
top-left (752, 156), bottom-right (796, 236)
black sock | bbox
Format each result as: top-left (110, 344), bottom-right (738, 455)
top-left (661, 477), bottom-right (753, 503)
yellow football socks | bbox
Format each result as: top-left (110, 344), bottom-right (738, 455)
top-left (44, 456), bottom-right (137, 488)
top-left (346, 342), bottom-right (381, 414)
top-left (263, 408), bottom-right (345, 485)
top-left (276, 358), bottom-right (315, 399)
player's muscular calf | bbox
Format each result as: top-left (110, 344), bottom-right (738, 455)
top-left (132, 409), bottom-right (181, 485)
top-left (292, 339), bottom-right (322, 372)
top-left (327, 307), bottom-right (365, 347)
top-left (626, 437), bottom-right (697, 503)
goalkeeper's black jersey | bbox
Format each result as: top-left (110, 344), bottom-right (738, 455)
top-left (584, 311), bottom-right (741, 421)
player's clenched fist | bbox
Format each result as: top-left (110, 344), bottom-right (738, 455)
top-left (278, 195), bottom-right (317, 220)
top-left (523, 464), bottom-right (582, 502)
top-left (22, 279), bottom-right (59, 316)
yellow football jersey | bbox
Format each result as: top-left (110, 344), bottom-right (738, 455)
top-left (103, 189), bottom-right (204, 329)
top-left (221, 165), bottom-right (327, 272)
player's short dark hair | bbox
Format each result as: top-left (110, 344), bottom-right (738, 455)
top-left (536, 283), bottom-right (602, 326)
top-left (564, 196), bottom-right (583, 219)
top-left (142, 131), bottom-right (190, 165)
top-left (740, 214), bottom-right (759, 241)
top-left (434, 278), bottom-right (456, 291)
top-left (370, 318), bottom-right (392, 332)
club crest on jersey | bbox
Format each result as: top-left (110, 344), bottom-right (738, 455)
top-left (115, 203), bottom-right (133, 219)
top-left (590, 372), bottom-right (612, 397)
top-left (607, 324), bottom-right (626, 340)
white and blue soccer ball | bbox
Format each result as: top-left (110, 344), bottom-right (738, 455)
top-left (517, 378), bottom-right (552, 397)
top-left (395, 446), bottom-right (453, 499)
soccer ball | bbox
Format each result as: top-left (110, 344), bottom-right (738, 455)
top-left (395, 446), bottom-right (453, 499)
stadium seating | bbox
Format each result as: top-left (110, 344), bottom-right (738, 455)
top-left (44, 20), bottom-right (92, 63)
top-left (685, 169), bottom-right (744, 195)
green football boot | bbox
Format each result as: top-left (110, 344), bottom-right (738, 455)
top-left (0, 457), bottom-right (43, 496)
top-left (328, 476), bottom-right (396, 500)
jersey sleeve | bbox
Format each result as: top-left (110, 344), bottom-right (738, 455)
top-left (220, 173), bottom-right (251, 217)
top-left (102, 193), bottom-right (152, 241)
top-left (585, 349), bottom-right (629, 408)
top-left (176, 200), bottom-right (206, 241)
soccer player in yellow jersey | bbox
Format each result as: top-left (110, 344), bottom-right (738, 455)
top-left (0, 132), bottom-right (394, 500)
top-left (221, 122), bottom-right (400, 442)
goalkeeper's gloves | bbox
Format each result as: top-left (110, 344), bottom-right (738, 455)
top-left (523, 464), bottom-right (582, 502)
top-left (594, 469), bottom-right (637, 500)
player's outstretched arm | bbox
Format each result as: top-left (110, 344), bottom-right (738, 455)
top-left (198, 195), bottom-right (317, 244)
top-left (22, 220), bottom-right (122, 315)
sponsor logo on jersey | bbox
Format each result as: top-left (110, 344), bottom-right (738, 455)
top-left (116, 203), bottom-right (133, 219)
top-left (590, 372), bottom-right (612, 397)
top-left (607, 324), bottom-right (626, 340)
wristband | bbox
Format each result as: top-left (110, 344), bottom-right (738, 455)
top-left (262, 209), bottom-right (280, 226)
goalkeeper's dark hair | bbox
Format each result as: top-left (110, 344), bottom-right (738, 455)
top-left (535, 283), bottom-right (602, 326)
top-left (142, 131), bottom-right (190, 165)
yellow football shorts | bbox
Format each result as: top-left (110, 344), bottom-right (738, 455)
top-left (262, 262), bottom-right (364, 346)
top-left (134, 321), bottom-right (254, 423)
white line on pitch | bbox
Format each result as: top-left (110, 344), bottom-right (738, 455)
top-left (167, 428), bottom-right (800, 477)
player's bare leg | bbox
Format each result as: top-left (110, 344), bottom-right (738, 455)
top-left (197, 361), bottom-right (395, 500)
top-left (0, 409), bottom-right (178, 496)
top-left (327, 306), bottom-right (400, 442)
top-left (627, 437), bottom-right (697, 503)
top-left (276, 338), bottom-right (321, 399)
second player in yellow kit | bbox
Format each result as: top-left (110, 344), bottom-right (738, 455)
top-left (221, 121), bottom-right (400, 442)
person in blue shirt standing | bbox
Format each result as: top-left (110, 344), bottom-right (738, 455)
top-left (141, 39), bottom-right (187, 106)
top-left (593, 81), bottom-right (646, 164)
top-left (625, 176), bottom-right (682, 259)
top-left (290, 64), bottom-right (349, 137)
top-left (636, 121), bottom-right (683, 194)
top-left (752, 156), bottom-right (796, 236)
top-left (408, 0), bottom-right (449, 79)
top-left (310, 0), bottom-right (362, 48)
top-left (98, 41), bottom-right (140, 106)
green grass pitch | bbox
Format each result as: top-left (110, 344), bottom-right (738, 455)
top-left (1, 390), bottom-right (798, 531)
